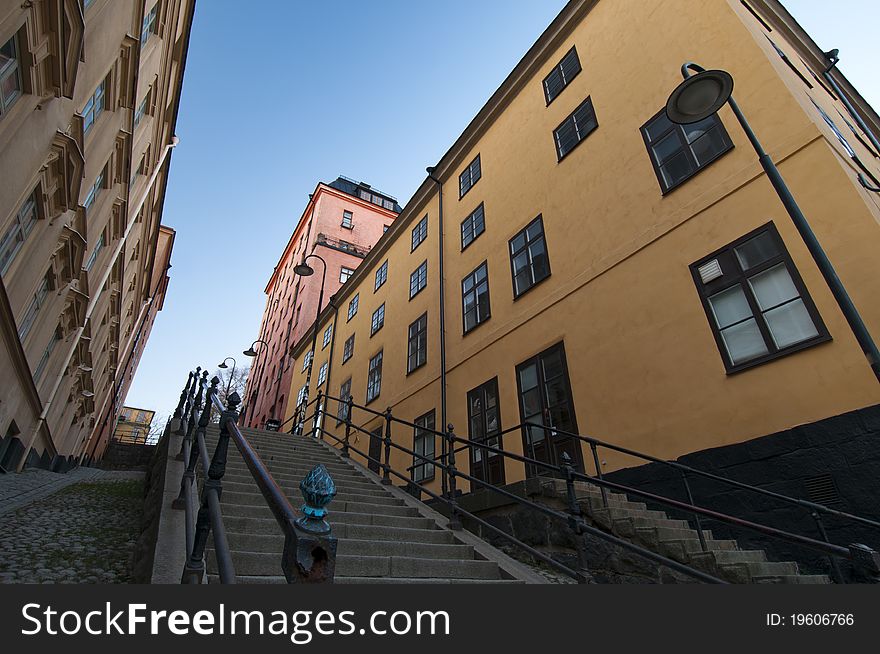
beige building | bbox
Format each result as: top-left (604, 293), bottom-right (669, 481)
top-left (0, 0), bottom-right (193, 472)
top-left (283, 0), bottom-right (880, 521)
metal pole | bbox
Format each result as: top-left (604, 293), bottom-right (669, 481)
top-left (298, 255), bottom-right (327, 435)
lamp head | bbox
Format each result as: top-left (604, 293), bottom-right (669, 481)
top-left (665, 69), bottom-right (734, 124)
top-left (218, 362), bottom-right (228, 369)
top-left (243, 347), bottom-right (257, 357)
top-left (294, 261), bottom-right (315, 276)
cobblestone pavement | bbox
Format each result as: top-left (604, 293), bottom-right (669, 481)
top-left (0, 470), bottom-right (145, 584)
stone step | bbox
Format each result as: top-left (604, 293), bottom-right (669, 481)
top-left (612, 515), bottom-right (691, 534)
top-left (222, 456), bottom-right (362, 475)
top-left (220, 479), bottom-right (404, 506)
top-left (658, 538), bottom-right (739, 562)
top-left (208, 551), bottom-right (501, 579)
top-left (224, 532), bottom-right (473, 559)
top-left (635, 525), bottom-right (714, 544)
top-left (689, 549), bottom-right (768, 567)
top-left (221, 490), bottom-right (420, 518)
top-left (592, 506), bottom-right (671, 523)
top-left (221, 515), bottom-right (455, 542)
top-left (752, 574), bottom-right (831, 584)
top-left (221, 503), bottom-right (437, 529)
top-left (718, 560), bottom-right (799, 583)
top-left (220, 468), bottom-right (388, 493)
top-left (209, 575), bottom-right (524, 585)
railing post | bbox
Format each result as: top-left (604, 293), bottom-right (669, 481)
top-left (381, 407), bottom-right (392, 486)
top-left (176, 367), bottom-right (199, 437)
top-left (313, 389), bottom-right (323, 440)
top-left (172, 376), bottom-right (219, 510)
top-left (446, 424), bottom-right (462, 530)
top-left (173, 371), bottom-right (193, 422)
top-left (342, 395), bottom-right (353, 458)
top-left (561, 452), bottom-right (590, 583)
top-left (680, 471), bottom-right (707, 552)
top-left (178, 368), bottom-right (205, 457)
top-left (283, 462), bottom-right (338, 583)
top-left (181, 390), bottom-right (239, 584)
top-left (588, 442), bottom-right (608, 508)
top-left (812, 510), bottom-right (845, 583)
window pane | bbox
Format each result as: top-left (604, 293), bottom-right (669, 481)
top-left (659, 150), bottom-right (693, 188)
top-left (688, 126), bottom-right (728, 166)
top-left (651, 132), bottom-right (681, 164)
top-left (748, 264), bottom-right (799, 310)
top-left (763, 298), bottom-right (819, 349)
top-left (720, 318), bottom-right (768, 364)
top-left (519, 364), bottom-right (538, 391)
top-left (708, 285), bottom-right (753, 329)
top-left (645, 114), bottom-right (672, 142)
top-left (683, 117), bottom-right (717, 144)
top-left (734, 231), bottom-right (780, 270)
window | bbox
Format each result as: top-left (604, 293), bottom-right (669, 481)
top-left (462, 262), bottom-right (491, 333)
top-left (301, 349), bottom-right (312, 372)
top-left (0, 33), bottom-right (22, 117)
top-left (370, 303), bottom-right (385, 336)
top-left (317, 361), bottom-right (328, 385)
top-left (133, 94), bottom-right (149, 128)
top-left (554, 96), bottom-right (598, 160)
top-left (322, 324), bottom-right (332, 349)
top-left (84, 169), bottom-right (106, 212)
top-left (85, 232), bottom-right (105, 272)
top-left (366, 350), bottom-right (383, 403)
top-left (337, 378), bottom-right (352, 423)
top-left (410, 260), bottom-right (427, 299)
top-left (340, 266), bottom-right (354, 283)
top-left (811, 98), bottom-right (857, 159)
top-left (33, 327), bottom-right (62, 383)
top-left (296, 384), bottom-right (307, 408)
top-left (412, 410), bottom-right (436, 482)
top-left (641, 109), bottom-right (733, 193)
top-left (407, 313), bottom-right (428, 373)
top-left (341, 210), bottom-right (353, 229)
top-left (459, 154), bottom-right (481, 198)
top-left (543, 46), bottom-right (581, 105)
top-left (1, 188), bottom-right (40, 275)
top-left (767, 37), bottom-right (812, 89)
top-left (460, 203), bottom-right (485, 250)
top-left (347, 293), bottom-right (359, 320)
top-left (467, 377), bottom-right (505, 485)
top-left (374, 260), bottom-right (388, 291)
top-left (18, 274), bottom-right (50, 341)
top-left (342, 334), bottom-right (355, 363)
top-left (141, 2), bottom-right (159, 44)
top-left (691, 223), bottom-right (828, 373)
top-left (82, 78), bottom-right (106, 135)
top-left (509, 216), bottom-right (550, 298)
top-left (412, 215), bottom-right (428, 251)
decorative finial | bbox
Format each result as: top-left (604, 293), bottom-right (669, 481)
top-left (295, 464), bottom-right (337, 535)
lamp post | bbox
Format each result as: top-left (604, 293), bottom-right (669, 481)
top-left (294, 254), bottom-right (327, 436)
top-left (664, 62), bottom-right (880, 383)
top-left (242, 340), bottom-right (269, 425)
top-left (217, 357), bottom-right (237, 401)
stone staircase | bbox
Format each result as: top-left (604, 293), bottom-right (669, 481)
top-left (541, 478), bottom-right (831, 583)
top-left (202, 425), bottom-right (544, 584)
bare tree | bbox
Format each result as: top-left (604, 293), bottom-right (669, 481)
top-left (210, 364), bottom-right (250, 420)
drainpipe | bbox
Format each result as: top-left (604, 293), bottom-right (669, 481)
top-left (80, 258), bottom-right (172, 464)
top-left (822, 50), bottom-right (880, 155)
top-left (17, 137), bottom-right (179, 471)
top-left (426, 167), bottom-right (448, 497)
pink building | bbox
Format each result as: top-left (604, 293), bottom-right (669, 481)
top-left (243, 177), bottom-right (400, 428)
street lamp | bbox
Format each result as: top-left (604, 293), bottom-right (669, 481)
top-left (241, 340), bottom-right (269, 425)
top-left (294, 254), bottom-right (327, 436)
top-left (217, 357), bottom-right (236, 400)
top-left (665, 62), bottom-right (880, 383)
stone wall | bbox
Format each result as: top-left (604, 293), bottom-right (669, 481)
top-left (606, 404), bottom-right (880, 582)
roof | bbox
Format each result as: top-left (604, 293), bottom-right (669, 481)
top-left (327, 176), bottom-right (403, 213)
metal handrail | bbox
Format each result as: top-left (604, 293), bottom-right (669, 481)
top-left (172, 368), bottom-right (337, 584)
top-left (311, 391), bottom-right (880, 583)
top-left (303, 394), bottom-right (726, 584)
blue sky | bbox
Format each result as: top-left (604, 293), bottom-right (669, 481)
top-left (126, 0), bottom-right (880, 418)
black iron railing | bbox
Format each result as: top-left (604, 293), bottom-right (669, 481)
top-left (290, 390), bottom-right (880, 584)
top-left (170, 368), bottom-right (337, 584)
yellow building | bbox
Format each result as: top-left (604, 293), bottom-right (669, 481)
top-left (112, 405), bottom-right (155, 445)
top-left (283, 0), bottom-right (880, 508)
top-left (0, 0), bottom-right (194, 472)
